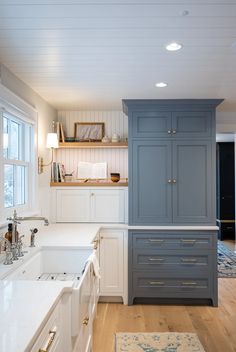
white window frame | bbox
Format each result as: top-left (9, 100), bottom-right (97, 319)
top-left (0, 83), bottom-right (38, 224)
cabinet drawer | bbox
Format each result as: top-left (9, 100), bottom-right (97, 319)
top-left (132, 272), bottom-right (211, 297)
top-left (132, 232), bottom-right (214, 250)
top-left (133, 249), bottom-right (211, 273)
top-left (31, 302), bottom-right (61, 352)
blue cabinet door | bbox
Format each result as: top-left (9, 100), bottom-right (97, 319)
top-left (172, 140), bottom-right (213, 223)
top-left (130, 140), bottom-right (172, 224)
top-left (130, 111), bottom-right (172, 138)
top-left (172, 111), bottom-right (212, 138)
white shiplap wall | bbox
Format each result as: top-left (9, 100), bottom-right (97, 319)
top-left (57, 110), bottom-right (128, 178)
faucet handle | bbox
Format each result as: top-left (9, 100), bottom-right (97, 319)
top-left (30, 228), bottom-right (38, 234)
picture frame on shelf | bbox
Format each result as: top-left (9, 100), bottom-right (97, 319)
top-left (74, 122), bottom-right (105, 142)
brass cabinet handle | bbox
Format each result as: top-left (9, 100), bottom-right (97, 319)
top-left (181, 258), bottom-right (197, 263)
top-left (148, 239), bottom-right (164, 243)
top-left (149, 281), bottom-right (165, 285)
top-left (180, 239), bottom-right (196, 244)
top-left (82, 317), bottom-right (89, 326)
top-left (93, 239), bottom-right (99, 249)
top-left (148, 258), bottom-right (164, 262)
top-left (39, 329), bottom-right (57, 352)
top-left (181, 282), bottom-right (197, 286)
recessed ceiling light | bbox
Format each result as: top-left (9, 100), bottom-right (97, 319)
top-left (155, 82), bottom-right (168, 88)
top-left (166, 42), bottom-right (182, 51)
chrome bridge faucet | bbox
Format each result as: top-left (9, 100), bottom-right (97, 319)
top-left (5, 210), bottom-right (49, 263)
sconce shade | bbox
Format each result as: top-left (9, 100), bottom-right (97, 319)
top-left (46, 133), bottom-right (59, 149)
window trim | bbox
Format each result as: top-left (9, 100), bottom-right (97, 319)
top-left (0, 83), bottom-right (38, 224)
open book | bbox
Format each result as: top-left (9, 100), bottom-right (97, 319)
top-left (77, 162), bottom-right (107, 179)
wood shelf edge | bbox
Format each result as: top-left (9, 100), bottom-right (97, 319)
top-left (50, 181), bottom-right (128, 187)
top-left (59, 142), bottom-right (128, 149)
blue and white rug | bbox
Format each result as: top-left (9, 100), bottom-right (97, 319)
top-left (115, 332), bottom-right (205, 352)
top-left (218, 242), bottom-right (236, 278)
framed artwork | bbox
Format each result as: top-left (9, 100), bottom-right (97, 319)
top-left (74, 122), bottom-right (105, 142)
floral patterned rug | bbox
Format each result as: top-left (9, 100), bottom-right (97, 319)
top-left (218, 242), bottom-right (236, 278)
top-left (115, 332), bottom-right (205, 352)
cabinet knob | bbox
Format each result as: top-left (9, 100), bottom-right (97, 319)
top-left (91, 193), bottom-right (95, 196)
top-left (172, 179), bottom-right (177, 184)
top-left (167, 130), bottom-right (172, 134)
top-left (168, 179), bottom-right (172, 184)
top-left (172, 129), bottom-right (177, 134)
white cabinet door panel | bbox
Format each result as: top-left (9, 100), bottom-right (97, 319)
top-left (99, 231), bottom-right (124, 294)
top-left (91, 190), bottom-right (125, 223)
top-left (56, 190), bottom-right (90, 222)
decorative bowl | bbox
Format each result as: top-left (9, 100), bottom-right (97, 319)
top-left (110, 173), bottom-right (120, 183)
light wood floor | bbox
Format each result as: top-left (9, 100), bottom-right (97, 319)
top-left (93, 278), bottom-right (236, 352)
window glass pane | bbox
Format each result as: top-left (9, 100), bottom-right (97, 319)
top-left (15, 166), bottom-right (26, 205)
top-left (3, 117), bottom-right (9, 159)
top-left (9, 120), bottom-right (20, 160)
top-left (4, 164), bottom-right (14, 208)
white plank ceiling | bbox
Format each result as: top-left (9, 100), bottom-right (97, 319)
top-left (0, 0), bottom-right (236, 110)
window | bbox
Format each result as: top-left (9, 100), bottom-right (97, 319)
top-left (1, 111), bottom-right (34, 216)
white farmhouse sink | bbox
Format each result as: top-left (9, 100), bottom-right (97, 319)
top-left (4, 247), bottom-right (93, 282)
top-left (2, 246), bottom-right (98, 343)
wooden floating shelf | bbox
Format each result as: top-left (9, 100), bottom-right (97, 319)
top-left (50, 181), bottom-right (128, 187)
top-left (59, 142), bottom-right (128, 149)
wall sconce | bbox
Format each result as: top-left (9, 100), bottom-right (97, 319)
top-left (38, 133), bottom-right (59, 174)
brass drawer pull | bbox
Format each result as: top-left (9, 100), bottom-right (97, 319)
top-left (82, 317), bottom-right (89, 326)
top-left (181, 258), bottom-right (197, 263)
top-left (148, 239), bottom-right (164, 243)
top-left (39, 329), bottom-right (57, 352)
top-left (180, 239), bottom-right (196, 244)
top-left (181, 282), bottom-right (197, 286)
top-left (93, 239), bottom-right (99, 250)
top-left (148, 258), bottom-right (164, 262)
top-left (149, 281), bottom-right (165, 285)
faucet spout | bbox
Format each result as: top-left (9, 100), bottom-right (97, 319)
top-left (13, 216), bottom-right (49, 226)
top-left (7, 211), bottom-right (49, 227)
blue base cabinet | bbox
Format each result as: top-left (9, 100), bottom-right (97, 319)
top-left (128, 230), bottom-right (218, 306)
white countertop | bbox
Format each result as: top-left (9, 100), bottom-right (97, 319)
top-left (0, 280), bottom-right (73, 352)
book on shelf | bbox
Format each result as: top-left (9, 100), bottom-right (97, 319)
top-left (51, 162), bottom-right (65, 182)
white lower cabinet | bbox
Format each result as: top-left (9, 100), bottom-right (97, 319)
top-left (73, 255), bottom-right (99, 352)
top-left (31, 293), bottom-right (72, 352)
top-left (99, 229), bottom-right (128, 304)
top-left (51, 188), bottom-right (127, 223)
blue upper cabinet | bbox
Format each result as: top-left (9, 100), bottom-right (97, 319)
top-left (171, 111), bottom-right (212, 138)
top-left (123, 99), bottom-right (224, 226)
top-left (130, 110), bottom-right (212, 139)
top-left (130, 111), bottom-right (172, 138)
top-left (130, 140), bottom-right (172, 224)
top-left (172, 140), bottom-right (212, 223)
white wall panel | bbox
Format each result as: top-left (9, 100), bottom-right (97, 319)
top-left (57, 110), bottom-right (128, 178)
